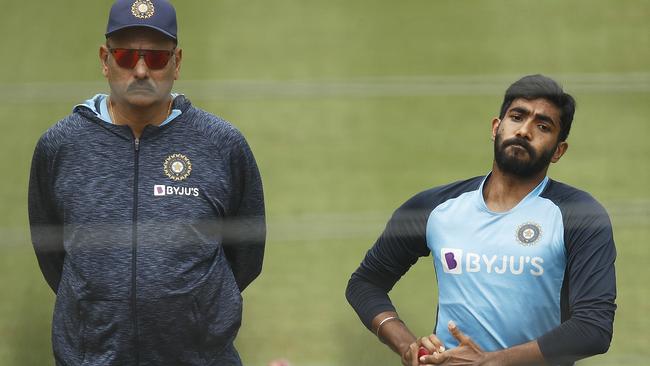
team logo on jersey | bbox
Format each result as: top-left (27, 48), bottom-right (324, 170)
top-left (516, 222), bottom-right (542, 246)
top-left (441, 248), bottom-right (463, 274)
top-left (154, 185), bottom-right (166, 196)
top-left (163, 153), bottom-right (192, 181)
top-left (131, 0), bottom-right (155, 19)
top-left (153, 184), bottom-right (200, 197)
top-left (440, 247), bottom-right (545, 276)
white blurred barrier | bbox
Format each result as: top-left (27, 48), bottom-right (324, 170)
top-left (4, 199), bottom-right (649, 248)
top-left (0, 72), bottom-right (648, 104)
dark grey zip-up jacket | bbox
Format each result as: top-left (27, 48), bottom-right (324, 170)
top-left (28, 95), bottom-right (265, 366)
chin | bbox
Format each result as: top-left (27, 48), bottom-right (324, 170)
top-left (510, 154), bottom-right (532, 164)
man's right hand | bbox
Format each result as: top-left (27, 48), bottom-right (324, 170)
top-left (401, 335), bottom-right (446, 366)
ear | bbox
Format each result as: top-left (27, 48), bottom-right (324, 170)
top-left (551, 141), bottom-right (568, 163)
top-left (491, 118), bottom-right (500, 141)
top-left (173, 48), bottom-right (183, 80)
top-left (99, 45), bottom-right (110, 78)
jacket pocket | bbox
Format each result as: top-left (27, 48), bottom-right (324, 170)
top-left (52, 287), bottom-right (84, 366)
top-left (197, 251), bottom-right (243, 363)
top-left (79, 299), bottom-right (133, 365)
top-left (137, 247), bottom-right (243, 365)
top-left (138, 294), bottom-right (207, 365)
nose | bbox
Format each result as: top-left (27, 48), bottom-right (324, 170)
top-left (132, 56), bottom-right (149, 79)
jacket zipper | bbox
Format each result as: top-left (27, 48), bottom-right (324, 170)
top-left (132, 137), bottom-right (140, 364)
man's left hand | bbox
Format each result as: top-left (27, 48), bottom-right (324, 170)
top-left (433, 321), bottom-right (492, 366)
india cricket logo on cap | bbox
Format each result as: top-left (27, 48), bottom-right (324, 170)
top-left (516, 222), bottom-right (542, 246)
top-left (163, 153), bottom-right (192, 181)
top-left (131, 0), bottom-right (155, 19)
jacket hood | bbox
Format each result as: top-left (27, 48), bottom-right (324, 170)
top-left (73, 94), bottom-right (192, 121)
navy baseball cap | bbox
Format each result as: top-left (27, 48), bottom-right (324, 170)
top-left (106, 0), bottom-right (177, 41)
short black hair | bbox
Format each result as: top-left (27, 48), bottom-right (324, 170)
top-left (499, 74), bottom-right (576, 142)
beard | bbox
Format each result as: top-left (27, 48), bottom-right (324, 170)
top-left (494, 132), bottom-right (556, 178)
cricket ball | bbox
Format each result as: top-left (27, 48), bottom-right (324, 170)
top-left (418, 346), bottom-right (429, 358)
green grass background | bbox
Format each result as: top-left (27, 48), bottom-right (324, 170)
top-left (0, 0), bottom-right (648, 365)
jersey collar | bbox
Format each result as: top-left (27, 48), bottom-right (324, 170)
top-left (476, 173), bottom-right (550, 215)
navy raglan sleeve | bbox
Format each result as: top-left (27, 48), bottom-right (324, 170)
top-left (538, 190), bottom-right (617, 364)
top-left (28, 135), bottom-right (65, 293)
top-left (222, 133), bottom-right (266, 292)
top-left (345, 192), bottom-right (432, 330)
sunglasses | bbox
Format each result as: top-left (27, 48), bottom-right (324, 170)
top-left (108, 48), bottom-right (175, 70)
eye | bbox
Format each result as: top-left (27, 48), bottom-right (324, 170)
top-left (511, 114), bottom-right (523, 122)
top-left (537, 124), bottom-right (550, 132)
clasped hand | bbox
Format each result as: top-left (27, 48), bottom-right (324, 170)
top-left (401, 321), bottom-right (487, 366)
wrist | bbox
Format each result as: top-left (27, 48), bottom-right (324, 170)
top-left (483, 341), bottom-right (546, 366)
top-left (480, 351), bottom-right (504, 366)
top-left (375, 316), bottom-right (402, 339)
top-left (399, 343), bottom-right (415, 366)
top-left (398, 342), bottom-right (413, 358)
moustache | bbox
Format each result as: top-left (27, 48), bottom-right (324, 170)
top-left (502, 137), bottom-right (534, 155)
top-left (127, 81), bottom-right (155, 93)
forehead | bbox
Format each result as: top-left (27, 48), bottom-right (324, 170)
top-left (107, 27), bottom-right (175, 48)
top-left (507, 98), bottom-right (561, 124)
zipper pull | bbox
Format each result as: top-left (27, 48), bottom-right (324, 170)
top-left (134, 138), bottom-right (140, 151)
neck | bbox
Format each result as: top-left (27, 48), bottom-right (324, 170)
top-left (482, 162), bottom-right (548, 212)
top-left (108, 96), bottom-right (173, 138)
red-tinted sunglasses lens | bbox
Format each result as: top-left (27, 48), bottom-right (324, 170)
top-left (110, 49), bottom-right (172, 70)
top-left (144, 50), bottom-right (172, 69)
top-left (111, 49), bottom-right (139, 68)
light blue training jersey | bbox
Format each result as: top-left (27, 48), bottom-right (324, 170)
top-left (427, 175), bottom-right (565, 351)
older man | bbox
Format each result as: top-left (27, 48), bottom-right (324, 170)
top-left (28, 1), bottom-right (265, 364)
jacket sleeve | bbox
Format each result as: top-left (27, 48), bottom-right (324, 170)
top-left (537, 194), bottom-right (617, 364)
top-left (28, 135), bottom-right (65, 293)
top-left (223, 134), bottom-right (266, 292)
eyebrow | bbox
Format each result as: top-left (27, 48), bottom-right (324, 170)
top-left (509, 107), bottom-right (557, 126)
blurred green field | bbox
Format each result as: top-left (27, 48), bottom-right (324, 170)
top-left (0, 0), bottom-right (648, 365)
